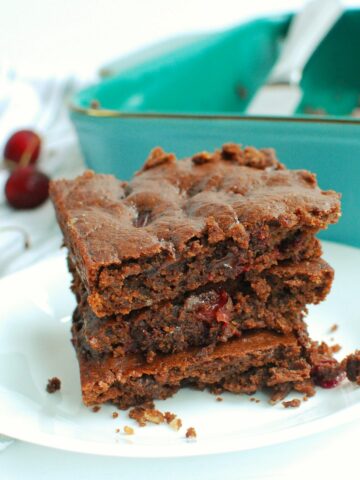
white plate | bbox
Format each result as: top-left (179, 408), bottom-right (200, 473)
top-left (0, 241), bottom-right (360, 458)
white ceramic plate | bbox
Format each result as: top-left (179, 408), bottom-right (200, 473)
top-left (0, 241), bottom-right (360, 458)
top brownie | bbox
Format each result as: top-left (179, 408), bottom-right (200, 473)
top-left (50, 143), bottom-right (340, 316)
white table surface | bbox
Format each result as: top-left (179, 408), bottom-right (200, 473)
top-left (1, 1), bottom-right (360, 478)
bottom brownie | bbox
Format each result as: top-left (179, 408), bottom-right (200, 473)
top-left (72, 328), bottom-right (312, 409)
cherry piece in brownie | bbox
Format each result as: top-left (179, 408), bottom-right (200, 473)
top-left (50, 144), bottom-right (340, 317)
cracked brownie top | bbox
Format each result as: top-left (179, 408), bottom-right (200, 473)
top-left (50, 143), bottom-right (340, 315)
top-left (51, 144), bottom-right (339, 269)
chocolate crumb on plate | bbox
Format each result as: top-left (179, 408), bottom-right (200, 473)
top-left (143, 409), bottom-right (164, 424)
top-left (169, 417), bottom-right (182, 431)
top-left (92, 406), bottom-right (101, 413)
top-left (112, 412), bottom-right (119, 419)
top-left (330, 344), bottom-right (342, 354)
top-left (124, 426), bottom-right (134, 435)
top-left (129, 406), bottom-right (164, 426)
top-left (342, 350), bottom-right (360, 385)
top-left (46, 377), bottom-right (61, 393)
top-left (329, 324), bottom-right (338, 333)
top-left (186, 427), bottom-right (197, 440)
top-left (115, 428), bottom-right (120, 433)
top-left (216, 396), bottom-right (223, 402)
top-left (164, 412), bottom-right (176, 423)
top-left (282, 399), bottom-right (301, 408)
top-left (164, 411), bottom-right (182, 431)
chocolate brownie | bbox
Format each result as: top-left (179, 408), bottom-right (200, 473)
top-left (50, 144), bottom-right (340, 317)
top-left (71, 328), bottom-right (311, 409)
top-left (342, 351), bottom-right (360, 384)
top-left (72, 258), bottom-right (333, 360)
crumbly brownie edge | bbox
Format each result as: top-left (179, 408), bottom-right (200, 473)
top-left (71, 328), bottom-right (311, 408)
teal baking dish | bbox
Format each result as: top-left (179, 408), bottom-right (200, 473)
top-left (70, 10), bottom-right (360, 248)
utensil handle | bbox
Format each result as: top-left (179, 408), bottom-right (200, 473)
top-left (270, 0), bottom-right (343, 85)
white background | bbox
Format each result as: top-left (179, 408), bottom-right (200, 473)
top-left (1, 0), bottom-right (360, 478)
top-left (2, 0), bottom-right (357, 77)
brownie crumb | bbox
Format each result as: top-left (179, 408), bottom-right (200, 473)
top-left (124, 426), bottom-right (134, 435)
top-left (129, 406), bottom-right (164, 426)
top-left (185, 427), bottom-right (197, 440)
top-left (143, 409), bottom-right (164, 424)
top-left (129, 406), bottom-right (147, 426)
top-left (303, 396), bottom-right (309, 402)
top-left (329, 324), bottom-right (338, 333)
top-left (282, 399), bottom-right (301, 408)
top-left (164, 412), bottom-right (176, 423)
top-left (46, 377), bottom-right (61, 393)
top-left (330, 344), bottom-right (342, 354)
top-left (169, 417), bottom-right (182, 431)
top-left (250, 397), bottom-right (256, 402)
top-left (92, 406), bottom-right (101, 413)
top-left (255, 399), bottom-right (260, 403)
top-left (112, 412), bottom-right (119, 419)
top-left (161, 411), bottom-right (183, 431)
top-left (216, 396), bottom-right (223, 402)
top-left (342, 350), bottom-right (360, 384)
top-left (115, 428), bottom-right (120, 433)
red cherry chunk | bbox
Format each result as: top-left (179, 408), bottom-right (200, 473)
top-left (5, 166), bottom-right (50, 209)
top-left (194, 290), bottom-right (231, 324)
top-left (4, 130), bottom-right (41, 169)
top-left (311, 359), bottom-right (345, 389)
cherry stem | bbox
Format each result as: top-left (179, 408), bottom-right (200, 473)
top-left (0, 226), bottom-right (31, 249)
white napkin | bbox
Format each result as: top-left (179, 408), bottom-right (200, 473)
top-left (0, 73), bottom-right (89, 277)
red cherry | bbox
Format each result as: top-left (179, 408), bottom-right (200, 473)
top-left (4, 130), bottom-right (41, 169)
top-left (5, 166), bottom-right (50, 209)
top-left (311, 360), bottom-right (346, 389)
top-left (194, 290), bottom-right (231, 324)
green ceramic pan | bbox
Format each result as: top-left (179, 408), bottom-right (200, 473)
top-left (70, 10), bottom-right (360, 247)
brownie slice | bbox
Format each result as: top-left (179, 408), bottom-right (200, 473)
top-left (71, 328), bottom-right (311, 409)
top-left (72, 258), bottom-right (333, 360)
top-left (50, 144), bottom-right (340, 317)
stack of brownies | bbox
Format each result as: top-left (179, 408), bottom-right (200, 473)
top-left (50, 143), bottom-right (343, 409)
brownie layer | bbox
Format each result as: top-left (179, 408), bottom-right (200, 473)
top-left (50, 144), bottom-right (340, 317)
top-left (72, 328), bottom-right (311, 409)
top-left (72, 258), bottom-right (333, 360)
